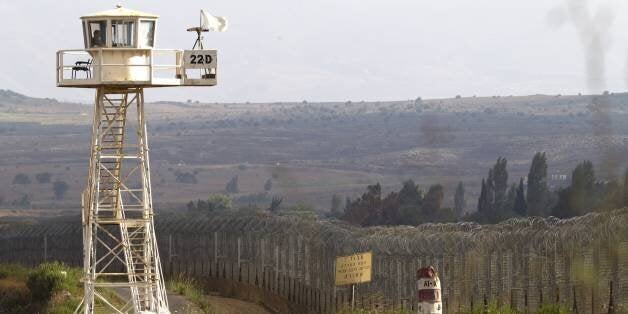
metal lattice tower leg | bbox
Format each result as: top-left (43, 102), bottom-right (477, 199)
top-left (76, 87), bottom-right (169, 314)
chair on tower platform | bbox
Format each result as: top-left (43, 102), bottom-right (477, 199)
top-left (72, 59), bottom-right (92, 79)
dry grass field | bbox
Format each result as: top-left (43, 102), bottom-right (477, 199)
top-left (2, 89), bottom-right (628, 215)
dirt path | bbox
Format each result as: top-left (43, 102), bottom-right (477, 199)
top-left (205, 295), bottom-right (271, 314)
top-left (167, 291), bottom-right (204, 313)
top-left (111, 288), bottom-right (203, 313)
top-left (112, 288), bottom-right (270, 314)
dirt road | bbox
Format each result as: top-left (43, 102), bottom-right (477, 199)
top-left (113, 288), bottom-right (271, 314)
top-left (205, 295), bottom-right (271, 314)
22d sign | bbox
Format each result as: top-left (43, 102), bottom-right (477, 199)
top-left (335, 251), bottom-right (372, 286)
top-left (183, 50), bottom-right (217, 69)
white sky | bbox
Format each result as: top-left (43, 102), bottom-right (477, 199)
top-left (0, 0), bottom-right (627, 103)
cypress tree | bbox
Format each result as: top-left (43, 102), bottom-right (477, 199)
top-left (398, 180), bottom-right (422, 207)
top-left (331, 194), bottom-right (343, 217)
top-left (486, 169), bottom-right (495, 213)
top-left (226, 175), bottom-right (240, 194)
top-left (423, 184), bottom-right (444, 215)
top-left (505, 183), bottom-right (517, 213)
top-left (492, 157), bottom-right (508, 210)
top-left (570, 160), bottom-right (595, 215)
top-left (554, 160), bottom-right (597, 218)
top-left (396, 180), bottom-right (423, 225)
top-left (527, 152), bottom-right (548, 216)
top-left (478, 179), bottom-right (487, 213)
top-left (476, 158), bottom-right (509, 221)
top-left (454, 182), bottom-right (465, 218)
top-left (514, 177), bottom-right (527, 216)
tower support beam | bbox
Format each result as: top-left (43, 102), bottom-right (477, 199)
top-left (77, 87), bottom-right (169, 314)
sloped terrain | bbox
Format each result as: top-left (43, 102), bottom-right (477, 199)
top-left (1, 90), bottom-right (628, 212)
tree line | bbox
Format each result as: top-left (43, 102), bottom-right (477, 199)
top-left (7, 172), bottom-right (69, 209)
top-left (336, 152), bottom-right (628, 226)
top-left (338, 181), bottom-right (455, 226)
top-left (186, 176), bottom-right (276, 212)
top-left (473, 153), bottom-right (628, 223)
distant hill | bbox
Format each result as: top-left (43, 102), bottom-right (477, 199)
top-left (0, 89), bottom-right (58, 105)
top-left (0, 89), bottom-right (90, 116)
top-left (2, 88), bottom-right (628, 211)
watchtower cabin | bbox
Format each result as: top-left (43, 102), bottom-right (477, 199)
top-left (56, 5), bottom-right (217, 87)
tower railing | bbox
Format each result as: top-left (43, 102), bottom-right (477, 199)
top-left (56, 48), bottom-right (217, 87)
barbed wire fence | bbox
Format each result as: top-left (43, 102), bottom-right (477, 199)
top-left (1, 209), bottom-right (627, 313)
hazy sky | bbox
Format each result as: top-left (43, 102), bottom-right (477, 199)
top-left (1, 0), bottom-right (627, 102)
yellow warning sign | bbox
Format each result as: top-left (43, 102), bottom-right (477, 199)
top-left (335, 251), bottom-right (372, 286)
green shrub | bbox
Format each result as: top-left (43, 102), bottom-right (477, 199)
top-left (167, 275), bottom-right (212, 313)
top-left (35, 172), bottom-right (52, 184)
top-left (0, 286), bottom-right (30, 313)
top-left (0, 265), bottom-right (31, 313)
top-left (47, 296), bottom-right (80, 314)
top-left (12, 173), bottom-right (31, 184)
top-left (536, 304), bottom-right (569, 314)
top-left (0, 263), bottom-right (81, 313)
top-left (0, 263), bottom-right (29, 279)
top-left (337, 309), bottom-right (413, 314)
top-left (461, 302), bottom-right (517, 314)
top-left (461, 302), bottom-right (569, 314)
top-left (26, 262), bottom-right (74, 300)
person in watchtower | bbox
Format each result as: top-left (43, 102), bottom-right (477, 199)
top-left (92, 30), bottom-right (104, 47)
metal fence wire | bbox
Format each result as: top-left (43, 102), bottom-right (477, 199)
top-left (1, 208), bottom-right (627, 313)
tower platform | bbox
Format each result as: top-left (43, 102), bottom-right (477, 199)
top-left (57, 48), bottom-right (217, 88)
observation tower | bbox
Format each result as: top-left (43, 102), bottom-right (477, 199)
top-left (56, 5), bottom-right (218, 313)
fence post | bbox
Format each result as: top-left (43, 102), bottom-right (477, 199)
top-left (572, 286), bottom-right (578, 314)
top-left (591, 286), bottom-right (595, 314)
top-left (275, 244), bottom-right (279, 292)
top-left (168, 233), bottom-right (173, 276)
top-left (43, 234), bottom-right (47, 262)
top-left (214, 231), bottom-right (218, 266)
top-left (318, 289), bottom-right (322, 313)
top-left (262, 268), bottom-right (266, 289)
top-left (608, 281), bottom-right (615, 314)
top-left (237, 237), bottom-right (241, 269)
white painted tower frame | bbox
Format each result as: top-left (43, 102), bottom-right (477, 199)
top-left (56, 5), bottom-right (218, 313)
top-left (78, 87), bottom-right (169, 313)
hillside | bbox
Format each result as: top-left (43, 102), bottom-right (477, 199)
top-left (1, 90), bottom-right (627, 212)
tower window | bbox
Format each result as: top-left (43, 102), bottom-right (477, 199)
top-left (139, 20), bottom-right (155, 47)
top-left (88, 21), bottom-right (107, 48)
top-left (111, 20), bottom-right (135, 47)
